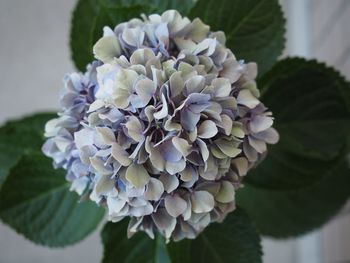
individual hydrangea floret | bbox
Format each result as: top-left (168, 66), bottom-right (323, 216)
top-left (43, 10), bottom-right (279, 241)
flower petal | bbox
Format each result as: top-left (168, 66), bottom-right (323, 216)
top-left (125, 163), bottom-right (150, 188)
top-left (159, 173), bottom-right (179, 193)
top-left (154, 93), bottom-right (168, 120)
top-left (145, 178), bottom-right (164, 201)
top-left (111, 143), bottom-right (131, 166)
top-left (237, 89), bottom-right (260, 109)
top-left (250, 115), bottom-right (273, 133)
top-left (125, 116), bottom-right (143, 141)
top-left (172, 137), bottom-right (191, 157)
top-left (212, 78), bottom-right (231, 97)
top-left (93, 35), bottom-right (121, 63)
top-left (96, 127), bottom-right (116, 145)
top-left (165, 194), bottom-right (187, 217)
top-left (215, 139), bottom-right (242, 158)
top-left (215, 181), bottom-right (235, 203)
top-left (191, 191), bottom-right (215, 213)
top-left (198, 120), bottom-right (218, 139)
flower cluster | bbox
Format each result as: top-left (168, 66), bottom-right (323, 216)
top-left (43, 10), bottom-right (279, 241)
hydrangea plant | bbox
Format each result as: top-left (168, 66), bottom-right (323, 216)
top-left (0, 0), bottom-right (349, 262)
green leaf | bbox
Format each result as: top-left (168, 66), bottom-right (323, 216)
top-left (190, 0), bottom-right (286, 75)
top-left (237, 157), bottom-right (350, 238)
top-left (70, 0), bottom-right (195, 71)
top-left (101, 220), bottom-right (171, 263)
top-left (102, 208), bottom-right (261, 263)
top-left (0, 113), bottom-right (55, 187)
top-left (168, 208), bottom-right (262, 263)
top-left (0, 153), bottom-right (105, 247)
top-left (104, 0), bottom-right (195, 14)
top-left (246, 58), bottom-right (350, 190)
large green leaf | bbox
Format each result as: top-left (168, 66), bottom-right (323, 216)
top-left (190, 0), bottom-right (286, 75)
top-left (70, 0), bottom-right (195, 71)
top-left (246, 58), bottom-right (350, 190)
top-left (102, 208), bottom-right (262, 263)
top-left (0, 113), bottom-right (55, 187)
top-left (237, 157), bottom-right (350, 238)
top-left (101, 220), bottom-right (171, 263)
top-left (0, 153), bottom-right (105, 247)
top-left (168, 208), bottom-right (262, 263)
top-left (104, 0), bottom-right (195, 14)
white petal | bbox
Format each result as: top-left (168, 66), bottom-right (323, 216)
top-left (154, 93), bottom-right (168, 119)
top-left (74, 128), bottom-right (94, 150)
top-left (107, 197), bottom-right (126, 215)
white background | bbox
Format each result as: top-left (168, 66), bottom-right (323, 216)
top-left (0, 0), bottom-right (349, 262)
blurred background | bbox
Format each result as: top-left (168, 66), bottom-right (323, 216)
top-left (0, 0), bottom-right (349, 262)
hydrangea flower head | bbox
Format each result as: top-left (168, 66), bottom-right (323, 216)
top-left (43, 10), bottom-right (279, 241)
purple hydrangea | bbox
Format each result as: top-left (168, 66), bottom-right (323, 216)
top-left (43, 10), bottom-right (279, 241)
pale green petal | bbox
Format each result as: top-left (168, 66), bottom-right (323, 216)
top-left (130, 48), bottom-right (156, 65)
top-left (96, 127), bottom-right (116, 145)
top-left (215, 181), bottom-right (235, 203)
top-left (93, 36), bottom-right (121, 63)
top-left (90, 156), bottom-right (111, 175)
top-left (145, 136), bottom-right (165, 171)
top-left (215, 139), bottom-right (242, 158)
top-left (95, 174), bottom-right (115, 195)
top-left (197, 120), bottom-right (218, 139)
top-left (231, 122), bottom-right (245, 138)
top-left (172, 137), bottom-right (191, 157)
top-left (191, 191), bottom-right (214, 213)
top-left (231, 157), bottom-right (248, 176)
top-left (237, 89), bottom-right (260, 109)
top-left (125, 116), bottom-right (143, 141)
top-left (111, 143), bottom-right (131, 166)
top-left (125, 163), bottom-right (150, 188)
top-left (190, 18), bottom-right (210, 42)
top-left (169, 71), bottom-right (184, 98)
top-left (212, 78), bottom-right (231, 97)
